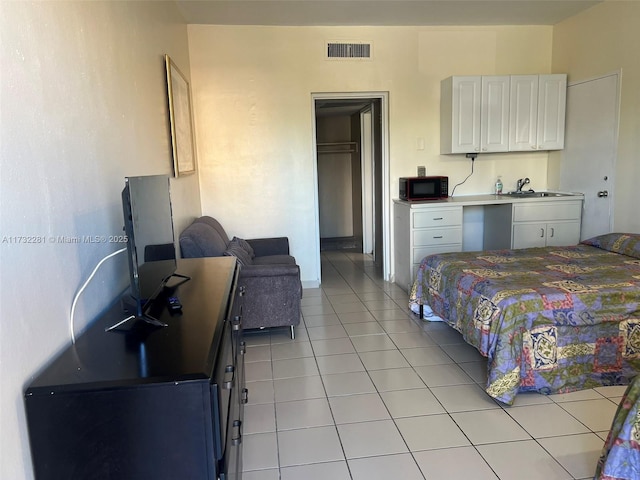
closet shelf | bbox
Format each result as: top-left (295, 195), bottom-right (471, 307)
top-left (316, 142), bottom-right (359, 154)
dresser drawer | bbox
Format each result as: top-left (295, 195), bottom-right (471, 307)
top-left (413, 226), bottom-right (462, 247)
top-left (412, 207), bottom-right (463, 228)
top-left (412, 244), bottom-right (462, 264)
top-left (512, 201), bottom-right (582, 222)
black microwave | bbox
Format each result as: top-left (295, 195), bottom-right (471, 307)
top-left (399, 176), bottom-right (449, 201)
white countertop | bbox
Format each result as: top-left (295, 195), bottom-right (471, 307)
top-left (393, 192), bottom-right (584, 207)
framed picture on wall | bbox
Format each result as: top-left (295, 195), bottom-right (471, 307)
top-left (165, 54), bottom-right (196, 177)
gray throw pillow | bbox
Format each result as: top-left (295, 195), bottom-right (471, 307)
top-left (224, 239), bottom-right (253, 265)
top-left (232, 236), bottom-right (255, 258)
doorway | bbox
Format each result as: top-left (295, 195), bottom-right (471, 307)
top-left (312, 92), bottom-right (390, 283)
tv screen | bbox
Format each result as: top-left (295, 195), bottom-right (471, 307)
top-left (120, 174), bottom-right (177, 325)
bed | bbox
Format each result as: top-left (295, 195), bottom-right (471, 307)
top-left (596, 374), bottom-right (640, 480)
top-left (409, 232), bottom-right (640, 405)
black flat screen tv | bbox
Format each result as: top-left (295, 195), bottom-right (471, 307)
top-left (108, 174), bottom-right (185, 331)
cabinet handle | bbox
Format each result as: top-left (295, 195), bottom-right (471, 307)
top-left (238, 286), bottom-right (246, 296)
top-left (550, 228), bottom-right (555, 238)
top-left (242, 388), bottom-right (249, 404)
top-left (222, 365), bottom-right (234, 389)
top-left (531, 145), bottom-right (537, 150)
top-left (540, 228), bottom-right (545, 238)
top-left (240, 341), bottom-right (246, 355)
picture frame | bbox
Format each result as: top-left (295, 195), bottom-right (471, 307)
top-left (165, 54), bottom-right (196, 177)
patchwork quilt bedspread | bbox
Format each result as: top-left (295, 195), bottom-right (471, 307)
top-left (596, 375), bottom-right (640, 480)
top-left (409, 233), bottom-right (640, 405)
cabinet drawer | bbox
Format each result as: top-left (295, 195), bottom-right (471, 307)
top-left (413, 244), bottom-right (462, 264)
top-left (513, 201), bottom-right (581, 222)
top-left (412, 207), bottom-right (462, 228)
top-left (413, 227), bottom-right (462, 247)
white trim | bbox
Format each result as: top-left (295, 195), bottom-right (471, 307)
top-left (360, 107), bottom-right (374, 255)
top-left (311, 91), bottom-right (391, 282)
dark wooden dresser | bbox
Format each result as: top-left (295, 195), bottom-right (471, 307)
top-left (24, 257), bottom-right (245, 480)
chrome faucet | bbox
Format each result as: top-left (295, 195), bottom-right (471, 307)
top-left (516, 177), bottom-right (530, 192)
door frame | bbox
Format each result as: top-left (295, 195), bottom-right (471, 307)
top-left (311, 91), bottom-right (390, 282)
top-left (564, 70), bottom-right (621, 236)
top-left (360, 107), bottom-right (374, 255)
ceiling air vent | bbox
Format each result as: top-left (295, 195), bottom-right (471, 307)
top-left (326, 42), bottom-right (372, 60)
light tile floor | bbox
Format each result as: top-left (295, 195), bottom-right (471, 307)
top-left (241, 250), bottom-right (622, 480)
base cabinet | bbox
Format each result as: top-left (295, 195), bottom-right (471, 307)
top-left (511, 201), bottom-right (582, 248)
top-left (394, 201), bottom-right (463, 291)
top-left (24, 257), bottom-right (244, 480)
top-left (512, 222), bottom-right (581, 249)
top-left (394, 197), bottom-right (584, 291)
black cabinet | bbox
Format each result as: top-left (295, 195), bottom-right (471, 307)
top-left (24, 257), bottom-right (245, 480)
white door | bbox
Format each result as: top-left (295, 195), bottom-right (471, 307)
top-left (559, 73), bottom-right (619, 240)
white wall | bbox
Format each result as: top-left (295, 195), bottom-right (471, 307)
top-left (188, 25), bottom-right (554, 284)
top-left (0, 2), bottom-right (200, 478)
top-left (551, 1), bottom-right (640, 233)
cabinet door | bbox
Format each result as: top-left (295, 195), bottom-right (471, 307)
top-left (512, 222), bottom-right (547, 249)
top-left (509, 75), bottom-right (539, 151)
top-left (545, 221), bottom-right (580, 246)
top-left (441, 76), bottom-right (481, 153)
top-left (481, 76), bottom-right (510, 152)
top-left (536, 74), bottom-right (567, 150)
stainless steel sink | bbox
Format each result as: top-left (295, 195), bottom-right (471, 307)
top-left (504, 191), bottom-right (572, 197)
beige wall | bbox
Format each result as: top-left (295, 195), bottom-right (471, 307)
top-left (188, 25), bottom-right (554, 283)
top-left (551, 1), bottom-right (640, 232)
top-left (0, 2), bottom-right (198, 478)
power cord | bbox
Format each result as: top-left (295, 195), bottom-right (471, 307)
top-left (70, 248), bottom-right (126, 344)
top-left (450, 153), bottom-right (477, 197)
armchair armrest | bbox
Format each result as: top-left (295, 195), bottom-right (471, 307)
top-left (246, 237), bottom-right (290, 257)
top-left (237, 263), bottom-right (302, 331)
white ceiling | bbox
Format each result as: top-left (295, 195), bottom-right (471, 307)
top-left (175, 0), bottom-right (601, 26)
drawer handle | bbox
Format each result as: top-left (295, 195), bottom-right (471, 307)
top-left (232, 315), bottom-right (242, 331)
top-left (241, 387), bottom-right (249, 404)
top-left (433, 236), bottom-right (443, 239)
top-left (433, 217), bottom-right (443, 221)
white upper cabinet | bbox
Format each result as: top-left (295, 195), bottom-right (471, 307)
top-left (440, 76), bottom-right (481, 154)
top-left (481, 76), bottom-right (510, 153)
top-left (509, 74), bottom-right (567, 151)
top-left (442, 74), bottom-right (567, 154)
top-left (537, 74), bottom-right (567, 150)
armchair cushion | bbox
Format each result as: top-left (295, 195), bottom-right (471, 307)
top-left (253, 255), bottom-right (296, 266)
